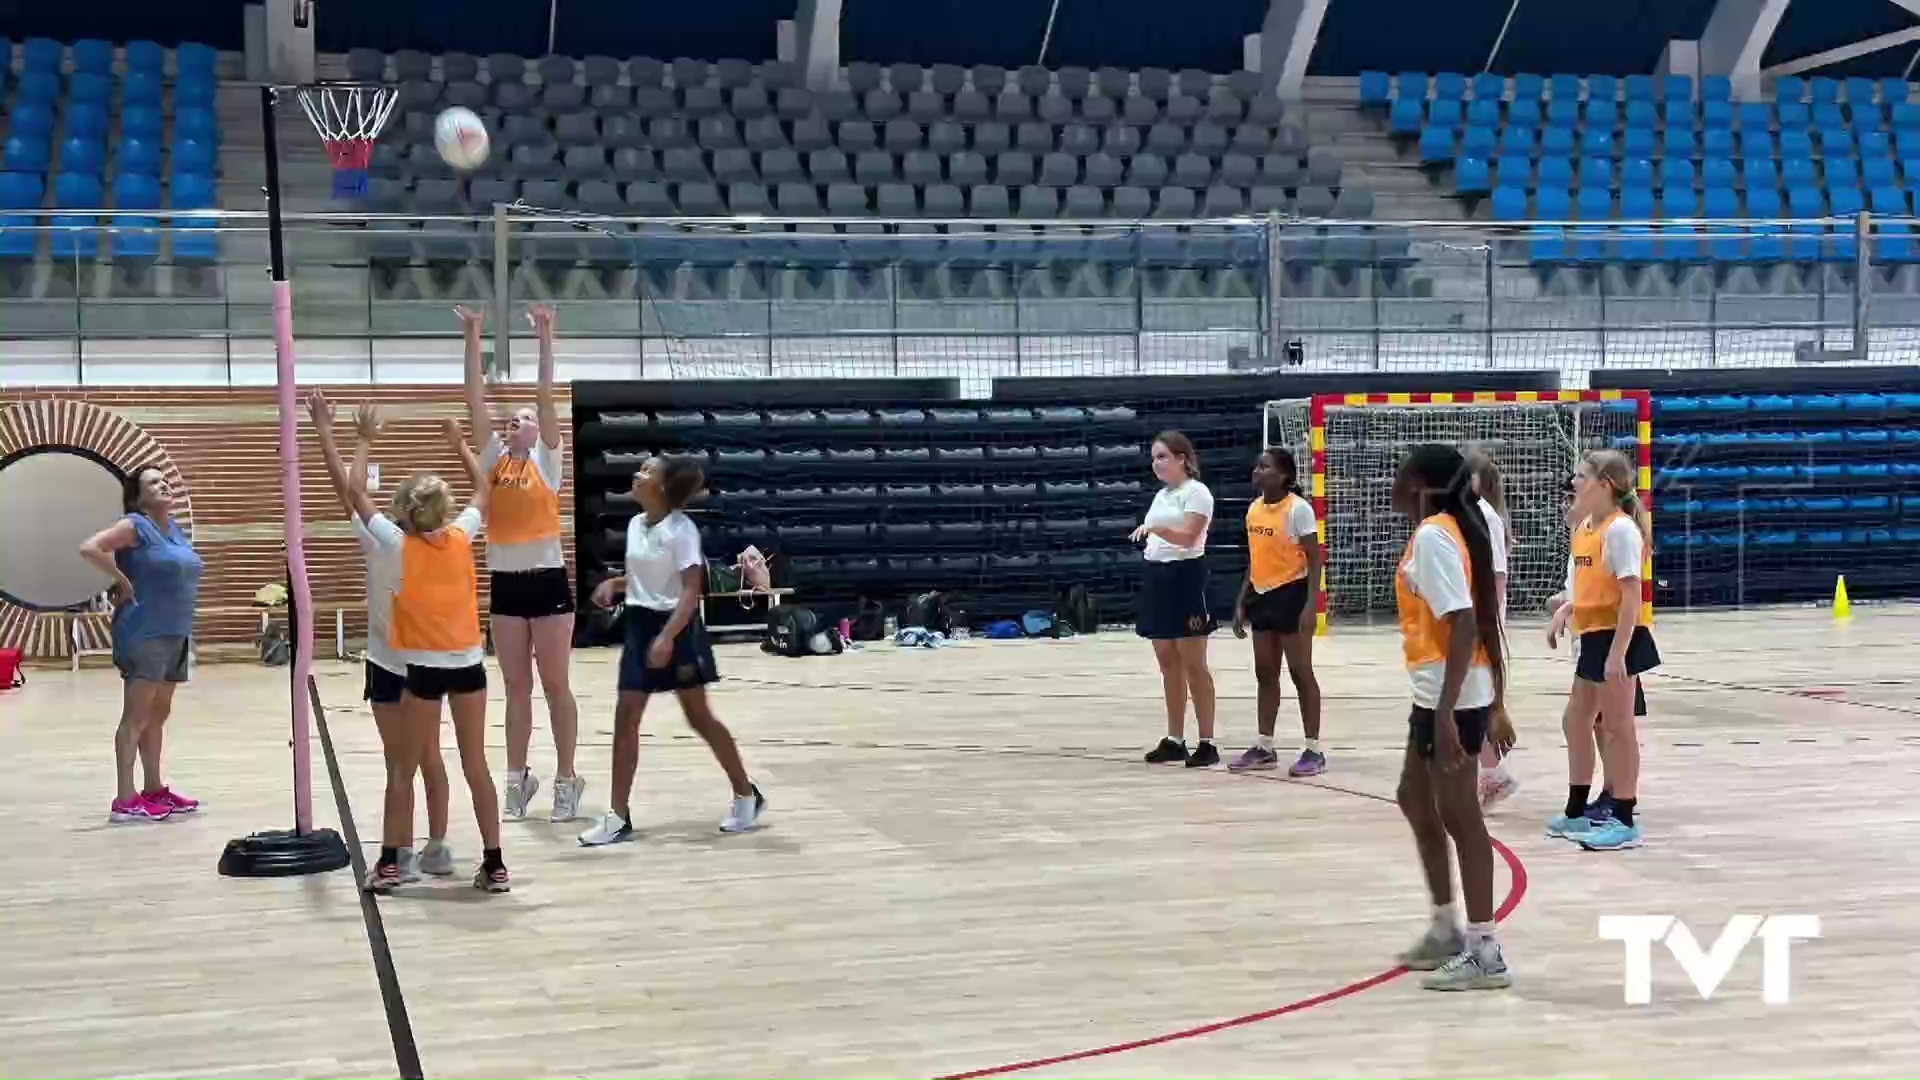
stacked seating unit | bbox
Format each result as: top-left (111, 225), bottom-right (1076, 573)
top-left (1364, 69), bottom-right (1920, 268)
top-left (0, 37), bottom-right (220, 283)
top-left (1648, 389), bottom-right (1920, 605)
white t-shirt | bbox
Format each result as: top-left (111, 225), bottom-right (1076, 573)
top-left (1401, 522), bottom-right (1497, 711)
top-left (479, 433), bottom-right (567, 573)
top-left (1142, 479), bottom-right (1213, 562)
top-left (624, 510), bottom-right (703, 612)
top-left (361, 506), bottom-right (486, 669)
top-left (350, 514), bottom-right (403, 676)
top-left (1563, 514), bottom-right (1645, 598)
top-left (1479, 497), bottom-right (1509, 577)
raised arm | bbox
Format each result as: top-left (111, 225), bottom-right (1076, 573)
top-left (457, 305), bottom-right (489, 448)
top-left (305, 389), bottom-right (354, 518)
top-left (343, 403), bottom-right (381, 523)
top-left (528, 303), bottom-right (562, 450)
top-left (443, 417), bottom-right (490, 515)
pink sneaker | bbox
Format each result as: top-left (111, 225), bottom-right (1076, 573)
top-left (110, 794), bottom-right (172, 823)
top-left (147, 786), bottom-right (199, 814)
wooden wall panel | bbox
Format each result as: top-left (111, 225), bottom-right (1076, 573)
top-left (0, 385), bottom-right (574, 655)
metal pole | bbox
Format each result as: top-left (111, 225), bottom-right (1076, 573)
top-left (1854, 209), bottom-right (1871, 360)
top-left (492, 202), bottom-right (511, 380)
top-left (889, 260), bottom-right (899, 376)
top-left (547, 0), bottom-right (560, 55)
top-left (1483, 0), bottom-right (1524, 73)
top-left (1036, 0), bottom-right (1064, 66)
top-left (1483, 242), bottom-right (1495, 366)
top-left (1134, 227), bottom-right (1146, 371)
top-left (1265, 212), bottom-right (1283, 368)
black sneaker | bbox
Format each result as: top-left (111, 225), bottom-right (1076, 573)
top-left (1185, 741), bottom-right (1221, 768)
top-left (1145, 737), bottom-right (1189, 764)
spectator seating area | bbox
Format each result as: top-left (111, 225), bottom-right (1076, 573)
top-left (573, 380), bottom-right (1266, 630)
top-left (1364, 70), bottom-right (1920, 267)
top-left (0, 37), bottom-right (220, 283)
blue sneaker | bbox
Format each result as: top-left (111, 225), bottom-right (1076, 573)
top-left (1579, 819), bottom-right (1644, 851)
top-left (1585, 792), bottom-right (1616, 822)
top-left (1545, 814), bottom-right (1591, 839)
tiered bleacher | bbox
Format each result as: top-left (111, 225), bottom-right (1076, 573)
top-left (1365, 69), bottom-right (1920, 269)
top-left (0, 37), bottom-right (220, 293)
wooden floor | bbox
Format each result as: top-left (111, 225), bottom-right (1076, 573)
top-left (6, 606), bottom-right (1920, 1078)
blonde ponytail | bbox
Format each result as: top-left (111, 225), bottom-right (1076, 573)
top-left (1585, 449), bottom-right (1650, 547)
top-left (392, 472), bottom-right (455, 533)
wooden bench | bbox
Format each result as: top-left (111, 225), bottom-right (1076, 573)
top-left (699, 588), bottom-right (795, 633)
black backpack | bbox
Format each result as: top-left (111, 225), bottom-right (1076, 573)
top-left (763, 605), bottom-right (843, 657)
top-left (904, 591), bottom-right (954, 635)
top-left (851, 598), bottom-right (887, 642)
top-left (1059, 584), bottom-right (1097, 635)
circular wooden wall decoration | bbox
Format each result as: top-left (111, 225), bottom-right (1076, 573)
top-left (0, 400), bottom-right (194, 659)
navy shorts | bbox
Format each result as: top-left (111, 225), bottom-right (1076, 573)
top-left (619, 605), bottom-right (719, 695)
top-left (1575, 627), bottom-right (1661, 687)
top-left (1136, 558), bottom-right (1213, 640)
top-left (1408, 705), bottom-right (1492, 759)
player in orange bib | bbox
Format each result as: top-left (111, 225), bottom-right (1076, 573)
top-left (1387, 445), bottom-right (1511, 991)
top-left (1228, 447), bottom-right (1325, 775)
top-left (348, 403), bottom-right (509, 894)
top-left (460, 304), bottom-right (585, 825)
top-left (1545, 449), bottom-right (1659, 852)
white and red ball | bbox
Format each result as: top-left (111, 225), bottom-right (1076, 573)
top-left (434, 107), bottom-right (490, 170)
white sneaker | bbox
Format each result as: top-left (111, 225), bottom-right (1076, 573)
top-left (1422, 943), bottom-right (1512, 991)
top-left (719, 784), bottom-right (767, 834)
top-left (398, 849), bottom-right (422, 884)
top-left (550, 774), bottom-right (586, 822)
top-left (1479, 767), bottom-right (1519, 812)
top-left (503, 769), bottom-right (539, 820)
top-left (417, 839), bottom-right (455, 876)
top-left (578, 809), bottom-right (635, 847)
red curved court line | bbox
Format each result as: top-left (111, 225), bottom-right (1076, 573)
top-left (934, 791), bottom-right (1531, 1080)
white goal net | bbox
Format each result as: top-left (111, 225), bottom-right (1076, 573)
top-left (1265, 391), bottom-right (1649, 623)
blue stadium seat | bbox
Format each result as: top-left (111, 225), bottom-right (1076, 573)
top-left (1621, 156), bottom-right (1654, 189)
top-left (1620, 183), bottom-right (1654, 217)
top-left (1621, 126), bottom-right (1654, 156)
top-left (1900, 127), bottom-right (1920, 157)
top-left (17, 70), bottom-right (60, 106)
top-left (1495, 155), bottom-right (1532, 189)
top-left (71, 38), bottom-right (113, 74)
top-left (1389, 97), bottom-right (1423, 135)
top-left (1851, 104), bottom-right (1883, 133)
top-left (1541, 126), bottom-right (1575, 157)
top-left (1738, 102), bottom-right (1771, 131)
top-left (1892, 102), bottom-right (1920, 130)
top-left (1549, 74), bottom-right (1581, 101)
top-left (1661, 217), bottom-right (1698, 261)
top-left (1513, 74), bottom-right (1545, 102)
top-left (1657, 126), bottom-right (1690, 156)
top-left (50, 172), bottom-right (102, 260)
top-left (1618, 221), bottom-right (1655, 261)
top-left (1500, 126), bottom-right (1536, 155)
top-left (1586, 98), bottom-right (1618, 128)
top-left (1702, 98), bottom-right (1732, 130)
top-left (1703, 75), bottom-right (1733, 103)
top-left (1741, 127), bottom-right (1774, 158)
top-left (125, 40), bottom-right (166, 75)
top-left (1845, 77), bottom-right (1875, 108)
top-left (1777, 101), bottom-right (1809, 130)
top-left (60, 137), bottom-right (105, 176)
top-left (65, 102), bottom-right (109, 141)
top-left (1490, 185), bottom-right (1529, 220)
top-left (1460, 125), bottom-right (1497, 157)
top-left (1660, 100), bottom-right (1690, 128)
top-left (10, 102), bottom-right (55, 141)
top-left (1623, 74), bottom-right (1654, 103)
top-left (1455, 155), bottom-right (1490, 193)
top-left (0, 171), bottom-right (44, 209)
top-left (1434, 72), bottom-right (1466, 100)
top-left (175, 72), bottom-right (217, 111)
top-left (123, 106), bottom-right (163, 142)
top-left (1508, 97), bottom-right (1541, 127)
top-left (1578, 156), bottom-right (1611, 188)
top-left (112, 214), bottom-right (163, 261)
top-left (124, 70), bottom-right (163, 108)
top-left (1467, 99), bottom-right (1501, 128)
top-left (1546, 99), bottom-right (1578, 128)
top-left (1881, 77), bottom-right (1909, 105)
top-left (1808, 76), bottom-right (1837, 104)
top-left (1537, 155), bottom-right (1573, 188)
top-left (1661, 75), bottom-right (1692, 103)
top-left (1537, 186), bottom-right (1571, 217)
top-left (1660, 157), bottom-right (1696, 189)
top-left (1820, 128), bottom-right (1854, 158)
top-left (174, 108), bottom-right (220, 147)
top-left (176, 42), bottom-right (218, 80)
top-left (22, 37), bottom-right (62, 72)
top-left (1782, 156), bottom-right (1817, 188)
top-left (170, 172), bottom-right (216, 210)
top-left (1830, 158), bottom-right (1860, 188)
top-left (119, 137), bottom-right (162, 178)
top-left (3, 136), bottom-right (50, 174)
top-left (1575, 185), bottom-right (1609, 218)
top-left (1774, 76), bottom-right (1805, 104)
top-left (1529, 221), bottom-right (1566, 263)
top-left (1429, 98), bottom-right (1464, 127)
top-left (1396, 71), bottom-right (1429, 101)
top-left (1813, 102), bottom-right (1845, 130)
top-left (172, 138), bottom-right (216, 178)
top-left (1359, 71), bottom-right (1391, 108)
top-left (1703, 156), bottom-right (1736, 189)
top-left (1588, 75), bottom-right (1617, 103)
top-left (1860, 130), bottom-right (1891, 159)
top-left (1830, 187), bottom-right (1864, 261)
top-left (1418, 124), bottom-right (1455, 162)
top-left (1702, 127), bottom-right (1734, 156)
top-left (1472, 73), bottom-right (1505, 101)
top-left (1743, 156), bottom-right (1779, 190)
top-left (1747, 188), bottom-right (1784, 260)
top-left (1780, 129), bottom-right (1813, 158)
top-left (1580, 127), bottom-right (1613, 156)
top-left (69, 72), bottom-right (112, 106)
top-left (113, 171), bottom-right (162, 210)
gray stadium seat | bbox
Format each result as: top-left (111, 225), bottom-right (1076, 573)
top-left (502, 113), bottom-right (549, 145)
top-left (1294, 185), bottom-right (1335, 216)
top-left (1165, 94), bottom-right (1202, 124)
top-left (698, 117), bottom-right (741, 149)
top-left (948, 151), bottom-right (988, 186)
top-left (444, 82), bottom-right (487, 110)
top-left (969, 183), bottom-right (1009, 216)
top-left (777, 87), bottom-right (814, 119)
top-left (628, 57), bottom-right (666, 88)
top-left (864, 90), bottom-right (902, 121)
top-left (488, 54), bottom-right (526, 83)
top-left (1020, 66), bottom-right (1053, 97)
top-left (1111, 185), bottom-right (1151, 217)
top-left (521, 178), bottom-right (567, 209)
top-left (1154, 186), bottom-right (1196, 217)
top-left (996, 91), bottom-right (1032, 121)
top-left (1016, 121), bottom-right (1053, 154)
top-left (599, 86), bottom-right (640, 115)
top-left (907, 90), bottom-right (945, 123)
top-left (441, 53), bottom-right (479, 82)
top-left (612, 147), bottom-right (658, 181)
top-left (634, 87), bottom-right (675, 118)
top-left (826, 182), bottom-right (868, 214)
top-left (1122, 95), bottom-right (1158, 125)
top-left (1202, 185), bottom-right (1244, 215)
top-left (1231, 124), bottom-right (1273, 154)
top-left (1083, 152), bottom-right (1123, 188)
top-left (1058, 67), bottom-right (1092, 99)
top-left (397, 80), bottom-right (439, 112)
top-left (544, 84), bottom-right (586, 111)
top-left (713, 148), bottom-right (757, 184)
top-left (730, 86), bottom-right (771, 119)
top-left (776, 181), bottom-right (822, 214)
top-left (397, 110), bottom-right (435, 145)
top-left (538, 55), bottom-right (576, 85)
top-left (759, 148), bottom-right (804, 184)
top-left (468, 178), bottom-right (514, 208)
top-left (1246, 96), bottom-right (1285, 125)
top-left (647, 117), bottom-right (692, 149)
top-left (1138, 68), bottom-right (1173, 101)
top-left (888, 63), bottom-right (925, 93)
top-left (1178, 69), bottom-right (1212, 99)
top-left (1039, 151), bottom-right (1078, 186)
top-left (1127, 153), bottom-right (1168, 187)
top-left (1079, 95), bottom-right (1118, 124)
top-left (837, 121), bottom-right (878, 153)
top-left (626, 181), bottom-right (673, 215)
top-left (854, 150), bottom-right (895, 185)
top-left (885, 119), bottom-right (922, 153)
top-left (953, 90), bottom-right (991, 122)
top-left (1172, 153), bottom-right (1213, 188)
top-left (902, 150), bottom-right (943, 186)
top-left (1060, 123), bottom-right (1099, 156)
top-left (347, 48), bottom-right (386, 82)
top-left (1249, 185), bottom-right (1289, 214)
top-left (928, 122), bottom-right (966, 156)
top-left (682, 85), bottom-right (724, 118)
top-left (1018, 184), bottom-right (1059, 217)
top-left (369, 143), bottom-right (406, 179)
top-left (996, 151), bottom-right (1035, 187)
top-left (847, 62), bottom-right (883, 94)
top-left (1332, 187), bottom-right (1374, 218)
top-left (876, 182), bottom-right (917, 216)
top-left (393, 50), bottom-right (431, 81)
top-left (1036, 94), bottom-right (1074, 124)
top-left (565, 145), bottom-right (611, 179)
top-left (973, 65), bottom-right (1008, 95)
top-left (554, 111), bottom-right (597, 146)
top-left (1064, 185), bottom-right (1104, 216)
top-left (1095, 67), bottom-right (1130, 99)
top-left (662, 146), bottom-right (707, 182)
top-left (930, 64), bottom-right (967, 95)
top-left (1305, 147), bottom-right (1342, 187)
top-left (1190, 122), bottom-right (1229, 157)
top-left (729, 181), bottom-right (771, 214)
top-left (602, 115), bottom-right (644, 148)
top-left (1260, 154), bottom-right (1303, 187)
top-left (808, 148), bottom-right (851, 184)
top-left (974, 122), bottom-right (1011, 156)
top-left (583, 55), bottom-right (621, 86)
top-left (1273, 125), bottom-right (1308, 157)
top-left (818, 90), bottom-right (859, 121)
top-left (744, 116), bottom-right (786, 151)
top-left (1206, 89), bottom-right (1243, 123)
top-left (924, 183), bottom-right (964, 216)
top-left (716, 58), bottom-right (754, 89)
top-left (791, 117), bottom-right (832, 153)
top-left (671, 58), bottom-right (709, 88)
top-left (1146, 122), bottom-right (1186, 155)
top-left (1228, 70), bottom-right (1262, 98)
top-left (405, 143), bottom-right (452, 179)
top-left (504, 143), bottom-right (557, 178)
top-left (677, 181), bottom-right (723, 215)
top-left (1218, 153), bottom-right (1257, 187)
top-left (759, 61), bottom-right (799, 90)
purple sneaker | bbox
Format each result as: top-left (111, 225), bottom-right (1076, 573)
top-left (1228, 745), bottom-right (1279, 772)
top-left (1288, 749), bottom-right (1327, 777)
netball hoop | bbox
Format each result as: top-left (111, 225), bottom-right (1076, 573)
top-left (297, 83), bottom-right (396, 199)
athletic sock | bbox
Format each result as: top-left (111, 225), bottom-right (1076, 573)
top-left (1432, 904), bottom-right (1460, 935)
top-left (1565, 784), bottom-right (1591, 819)
top-left (1485, 762), bottom-right (1511, 783)
top-left (1612, 798), bottom-right (1636, 827)
top-left (1466, 920), bottom-right (1498, 953)
top-left (482, 846), bottom-right (505, 871)
top-left (1254, 734), bottom-right (1274, 751)
top-left (1305, 738), bottom-right (1323, 754)
top-left (378, 846), bottom-right (399, 868)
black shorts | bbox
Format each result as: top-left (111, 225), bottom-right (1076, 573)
top-left (1408, 704), bottom-right (1492, 759)
top-left (1245, 578), bottom-right (1310, 634)
top-left (618, 604), bottom-right (719, 695)
top-left (1136, 557), bottom-right (1213, 640)
top-left (405, 663), bottom-right (487, 701)
top-left (1575, 626), bottom-right (1661, 686)
top-left (364, 660), bottom-right (406, 705)
top-left (490, 567), bottom-right (575, 619)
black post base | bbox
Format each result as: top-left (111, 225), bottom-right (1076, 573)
top-left (218, 827), bottom-right (352, 878)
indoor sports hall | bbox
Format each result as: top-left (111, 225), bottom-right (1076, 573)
top-left (5, 1), bottom-right (1920, 1077)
